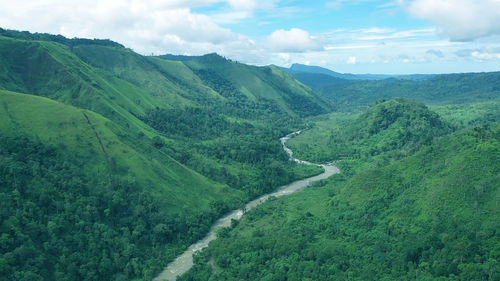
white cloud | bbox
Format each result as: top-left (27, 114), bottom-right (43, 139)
top-left (267, 28), bottom-right (323, 52)
top-left (471, 51), bottom-right (500, 60)
top-left (0, 0), bottom-right (253, 55)
top-left (408, 0), bottom-right (500, 41)
top-left (356, 28), bottom-right (434, 40)
top-left (346, 56), bottom-right (357, 64)
top-left (455, 47), bottom-right (500, 61)
top-left (278, 53), bottom-right (291, 65)
top-left (361, 27), bottom-right (397, 34)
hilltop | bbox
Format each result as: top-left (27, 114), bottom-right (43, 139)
top-left (287, 98), bottom-right (452, 163)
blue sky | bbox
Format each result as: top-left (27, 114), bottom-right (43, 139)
top-left (1, 0), bottom-right (500, 74)
top-left (195, 0), bottom-right (428, 35)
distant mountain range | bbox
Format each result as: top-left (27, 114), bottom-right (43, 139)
top-left (282, 63), bottom-right (435, 81)
top-left (277, 63), bottom-right (500, 110)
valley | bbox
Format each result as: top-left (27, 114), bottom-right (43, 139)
top-left (0, 28), bottom-right (499, 281)
top-left (154, 132), bottom-right (339, 281)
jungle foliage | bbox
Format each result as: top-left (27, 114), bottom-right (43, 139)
top-left (0, 29), bottom-right (325, 281)
top-left (180, 101), bottom-right (500, 281)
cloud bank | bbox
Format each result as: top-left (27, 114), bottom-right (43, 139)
top-left (0, 0), bottom-right (499, 74)
top-left (0, 0), bottom-right (255, 55)
top-left (408, 0), bottom-right (500, 41)
top-left (267, 28), bottom-right (323, 52)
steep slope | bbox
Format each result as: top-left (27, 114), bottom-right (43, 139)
top-left (0, 90), bottom-right (239, 209)
top-left (70, 45), bottom-right (330, 118)
top-left (0, 29), bottom-right (330, 280)
top-left (0, 31), bottom-right (329, 197)
top-left (70, 44), bottom-right (215, 108)
top-left (184, 54), bottom-right (330, 117)
top-left (180, 121), bottom-right (500, 281)
top-left (0, 90), bottom-right (245, 280)
top-left (0, 35), bottom-right (161, 133)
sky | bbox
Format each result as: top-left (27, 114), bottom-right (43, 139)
top-left (1, 0), bottom-right (500, 74)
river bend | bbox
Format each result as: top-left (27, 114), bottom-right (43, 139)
top-left (154, 131), bottom-right (340, 281)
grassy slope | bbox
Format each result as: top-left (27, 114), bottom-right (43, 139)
top-left (183, 54), bottom-right (330, 117)
top-left (0, 90), bottom-right (242, 212)
top-left (71, 46), bottom-right (330, 118)
top-left (0, 35), bottom-right (162, 135)
top-left (71, 44), bottom-right (212, 108)
top-left (0, 30), bottom-right (330, 280)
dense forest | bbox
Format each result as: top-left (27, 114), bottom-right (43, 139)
top-left (0, 135), bottom-right (221, 280)
top-left (180, 101), bottom-right (500, 281)
top-left (0, 30), bottom-right (325, 280)
top-left (286, 65), bottom-right (500, 110)
top-left (1, 28), bottom-right (499, 281)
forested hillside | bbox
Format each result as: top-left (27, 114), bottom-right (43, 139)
top-left (1, 28), bottom-right (499, 281)
top-left (320, 72), bottom-right (500, 108)
top-left (0, 90), bottom-right (249, 280)
top-left (286, 99), bottom-right (452, 163)
top-left (181, 100), bottom-right (500, 281)
top-left (0, 29), bottom-right (327, 280)
top-left (286, 66), bottom-right (500, 110)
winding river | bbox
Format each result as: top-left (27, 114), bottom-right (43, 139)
top-left (153, 131), bottom-right (340, 281)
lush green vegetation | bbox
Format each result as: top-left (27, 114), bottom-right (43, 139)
top-left (288, 98), bottom-right (452, 163)
top-left (0, 135), bottom-right (210, 280)
top-left (289, 71), bottom-right (500, 110)
top-left (0, 29), bottom-right (327, 281)
top-left (433, 101), bottom-right (500, 129)
top-left (1, 28), bottom-right (499, 281)
top-left (0, 90), bottom-right (248, 280)
top-left (180, 100), bottom-right (500, 281)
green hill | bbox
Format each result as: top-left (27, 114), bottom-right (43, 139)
top-left (0, 90), bottom-right (239, 209)
top-left (287, 98), bottom-right (452, 163)
top-left (0, 90), bottom-right (247, 280)
top-left (184, 54), bottom-right (330, 117)
top-left (0, 29), bottom-right (328, 280)
top-left (3, 27), bottom-right (498, 281)
top-left (0, 30), bottom-right (329, 195)
top-left (180, 118), bottom-right (500, 281)
top-left (298, 72), bottom-right (500, 110)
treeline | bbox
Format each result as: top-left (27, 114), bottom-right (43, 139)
top-left (0, 136), bottom-right (232, 281)
top-left (0, 28), bottom-right (123, 48)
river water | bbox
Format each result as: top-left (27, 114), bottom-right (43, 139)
top-left (153, 132), bottom-right (340, 281)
